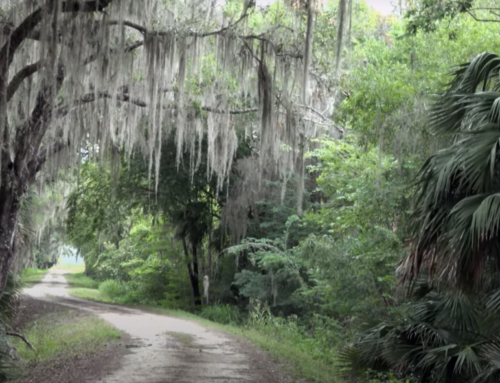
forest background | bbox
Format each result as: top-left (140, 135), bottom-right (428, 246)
top-left (11, 0), bottom-right (500, 382)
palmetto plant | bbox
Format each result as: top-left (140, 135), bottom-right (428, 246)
top-left (341, 276), bottom-right (500, 383)
top-left (345, 52), bottom-right (500, 382)
top-left (399, 52), bottom-right (500, 288)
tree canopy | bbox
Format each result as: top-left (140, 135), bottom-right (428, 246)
top-left (0, 0), bottom-right (346, 294)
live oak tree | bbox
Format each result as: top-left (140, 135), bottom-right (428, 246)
top-left (0, 0), bottom-right (341, 297)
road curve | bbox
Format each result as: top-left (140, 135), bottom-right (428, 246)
top-left (24, 270), bottom-right (287, 383)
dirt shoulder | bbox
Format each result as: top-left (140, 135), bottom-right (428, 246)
top-left (12, 296), bottom-right (129, 383)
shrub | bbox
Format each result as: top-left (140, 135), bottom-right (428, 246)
top-left (199, 304), bottom-right (241, 325)
top-left (98, 280), bottom-right (126, 299)
top-left (65, 272), bottom-right (98, 289)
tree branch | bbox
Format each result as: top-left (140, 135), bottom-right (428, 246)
top-left (56, 91), bottom-right (257, 118)
top-left (203, 107), bottom-right (258, 115)
top-left (6, 332), bottom-right (35, 351)
top-left (7, 39), bottom-right (142, 106)
top-left (296, 103), bottom-right (344, 134)
top-left (466, 10), bottom-right (500, 22)
top-left (83, 40), bottom-right (144, 65)
top-left (107, 20), bottom-right (148, 35)
top-left (61, 0), bottom-right (113, 13)
top-left (1, 1), bottom-right (116, 68)
top-left (124, 40), bottom-right (145, 53)
top-left (6, 61), bottom-right (42, 102)
top-left (106, 8), bottom-right (249, 40)
top-left (56, 91), bottom-right (147, 118)
top-left (0, 8), bottom-right (43, 69)
top-left (198, 12), bottom-right (249, 38)
top-left (0, 23), bottom-right (42, 42)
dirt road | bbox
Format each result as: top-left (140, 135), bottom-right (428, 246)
top-left (24, 270), bottom-right (291, 383)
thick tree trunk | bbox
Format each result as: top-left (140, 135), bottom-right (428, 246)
top-left (188, 268), bottom-right (202, 306)
top-left (0, 174), bottom-right (23, 295)
top-left (181, 237), bottom-right (201, 306)
top-left (0, 0), bottom-right (113, 299)
top-left (191, 243), bottom-right (201, 306)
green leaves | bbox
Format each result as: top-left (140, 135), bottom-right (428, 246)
top-left (405, 0), bottom-right (474, 35)
top-left (228, 216), bottom-right (304, 310)
top-left (342, 280), bottom-right (500, 382)
top-left (404, 51), bottom-right (500, 287)
top-left (307, 137), bottom-right (409, 236)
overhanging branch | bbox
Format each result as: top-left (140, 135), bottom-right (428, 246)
top-left (107, 20), bottom-right (148, 35)
top-left (56, 91), bottom-right (147, 118)
top-left (106, 7), bottom-right (249, 39)
top-left (0, 8), bottom-right (43, 68)
top-left (203, 107), bottom-right (257, 115)
top-left (466, 10), bottom-right (500, 22)
top-left (61, 0), bottom-right (113, 12)
top-left (83, 40), bottom-right (144, 65)
top-left (198, 12), bottom-right (249, 38)
top-left (7, 61), bottom-right (42, 102)
top-left (56, 91), bottom-right (258, 118)
top-left (7, 39), bottom-right (143, 105)
top-left (1, 1), bottom-right (116, 67)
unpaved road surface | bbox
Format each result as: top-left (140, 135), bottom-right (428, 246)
top-left (24, 270), bottom-right (292, 383)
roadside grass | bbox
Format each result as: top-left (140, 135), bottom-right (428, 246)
top-left (51, 263), bottom-right (85, 273)
top-left (20, 269), bottom-right (48, 286)
top-left (66, 282), bottom-right (340, 382)
top-left (233, 327), bottom-right (340, 383)
top-left (64, 272), bottom-right (98, 289)
top-left (12, 310), bottom-right (121, 363)
top-left (67, 288), bottom-right (114, 303)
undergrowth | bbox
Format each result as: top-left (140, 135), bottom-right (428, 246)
top-left (99, 280), bottom-right (127, 299)
top-left (64, 272), bottom-right (98, 289)
top-left (67, 288), bottom-right (115, 303)
top-left (199, 304), bottom-right (241, 325)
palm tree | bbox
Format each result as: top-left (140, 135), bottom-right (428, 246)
top-left (399, 52), bottom-right (500, 288)
top-left (344, 52), bottom-right (500, 382)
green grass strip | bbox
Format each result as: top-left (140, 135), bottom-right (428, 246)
top-left (20, 269), bottom-right (48, 286)
top-left (13, 310), bottom-right (121, 363)
top-left (64, 272), bottom-right (99, 289)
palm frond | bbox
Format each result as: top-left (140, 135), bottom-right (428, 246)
top-left (401, 52), bottom-right (500, 287)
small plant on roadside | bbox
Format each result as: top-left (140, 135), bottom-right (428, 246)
top-left (98, 280), bottom-right (127, 299)
top-left (64, 272), bottom-right (99, 289)
top-left (199, 304), bottom-right (241, 325)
